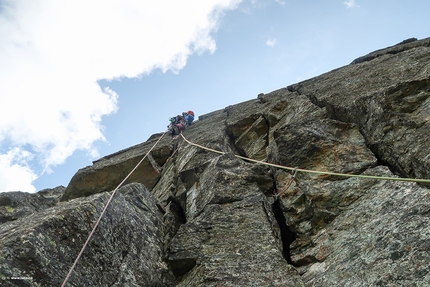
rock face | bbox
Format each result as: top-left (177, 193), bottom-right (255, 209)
top-left (0, 186), bottom-right (65, 224)
top-left (0, 183), bottom-right (174, 286)
top-left (61, 135), bottom-right (173, 201)
top-left (1, 37), bottom-right (429, 286)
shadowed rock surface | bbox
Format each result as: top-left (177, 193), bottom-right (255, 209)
top-left (1, 37), bottom-right (429, 286)
top-left (0, 186), bottom-right (65, 224)
top-left (0, 183), bottom-right (174, 286)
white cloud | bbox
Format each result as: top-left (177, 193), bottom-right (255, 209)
top-left (0, 148), bottom-right (37, 192)
top-left (344, 0), bottom-right (359, 8)
top-left (266, 39), bottom-right (277, 47)
top-left (0, 0), bottom-right (241, 192)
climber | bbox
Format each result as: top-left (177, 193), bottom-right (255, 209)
top-left (168, 110), bottom-right (195, 136)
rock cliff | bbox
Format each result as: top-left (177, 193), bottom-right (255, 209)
top-left (1, 37), bottom-right (429, 287)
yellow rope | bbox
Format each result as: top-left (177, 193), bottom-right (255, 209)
top-left (180, 133), bottom-right (430, 184)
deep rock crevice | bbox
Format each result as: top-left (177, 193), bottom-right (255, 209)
top-left (271, 199), bottom-right (296, 265)
top-left (225, 124), bottom-right (248, 158)
top-left (168, 258), bottom-right (197, 280)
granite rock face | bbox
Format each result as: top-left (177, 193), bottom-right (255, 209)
top-left (0, 183), bottom-right (174, 287)
top-left (288, 37), bottom-right (430, 181)
top-left (295, 167), bottom-right (430, 287)
top-left (0, 186), bottom-right (65, 224)
top-left (61, 135), bottom-right (173, 201)
top-left (1, 37), bottom-right (429, 286)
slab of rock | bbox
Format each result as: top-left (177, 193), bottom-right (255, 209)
top-left (294, 166), bottom-right (430, 286)
top-left (0, 183), bottom-right (174, 287)
top-left (288, 37), bottom-right (430, 181)
top-left (168, 193), bottom-right (303, 287)
top-left (61, 134), bottom-right (173, 201)
top-left (0, 186), bottom-right (65, 223)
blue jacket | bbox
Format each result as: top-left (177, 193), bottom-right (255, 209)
top-left (185, 114), bottom-right (194, 126)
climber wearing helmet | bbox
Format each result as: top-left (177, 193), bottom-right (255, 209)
top-left (168, 110), bottom-right (195, 137)
top-left (184, 110), bottom-right (194, 125)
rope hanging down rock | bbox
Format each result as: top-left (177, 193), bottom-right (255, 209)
top-left (179, 133), bottom-right (430, 184)
top-left (61, 130), bottom-right (167, 287)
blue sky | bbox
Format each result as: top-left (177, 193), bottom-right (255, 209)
top-left (1, 0), bottom-right (429, 193)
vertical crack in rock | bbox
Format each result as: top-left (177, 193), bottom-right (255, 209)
top-left (225, 123), bottom-right (248, 157)
top-left (166, 196), bottom-right (187, 225)
top-left (163, 196), bottom-right (187, 251)
top-left (163, 194), bottom-right (190, 282)
top-left (271, 199), bottom-right (296, 265)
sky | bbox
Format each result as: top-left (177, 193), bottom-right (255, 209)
top-left (0, 0), bottom-right (429, 193)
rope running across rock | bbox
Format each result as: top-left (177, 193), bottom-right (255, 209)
top-left (179, 133), bottom-right (430, 184)
top-left (61, 129), bottom-right (429, 285)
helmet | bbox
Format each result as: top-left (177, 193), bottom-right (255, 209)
top-left (187, 110), bottom-right (194, 116)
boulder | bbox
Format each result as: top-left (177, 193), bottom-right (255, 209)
top-left (0, 183), bottom-right (175, 286)
top-left (0, 186), bottom-right (65, 224)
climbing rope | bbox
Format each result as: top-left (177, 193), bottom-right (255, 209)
top-left (180, 133), bottom-right (430, 184)
top-left (61, 130), bottom-right (167, 287)
top-left (61, 129), bottom-right (428, 285)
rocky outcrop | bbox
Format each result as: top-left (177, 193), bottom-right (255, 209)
top-left (287, 36), bottom-right (430, 182)
top-left (294, 167), bottom-right (429, 286)
top-left (0, 186), bottom-right (65, 224)
top-left (1, 37), bottom-right (429, 286)
top-left (0, 183), bottom-right (174, 286)
top-left (61, 134), bottom-right (173, 201)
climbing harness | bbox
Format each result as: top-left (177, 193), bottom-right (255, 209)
top-left (180, 133), bottom-right (430, 184)
top-left (61, 130), bottom-right (167, 287)
top-left (168, 113), bottom-right (192, 137)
